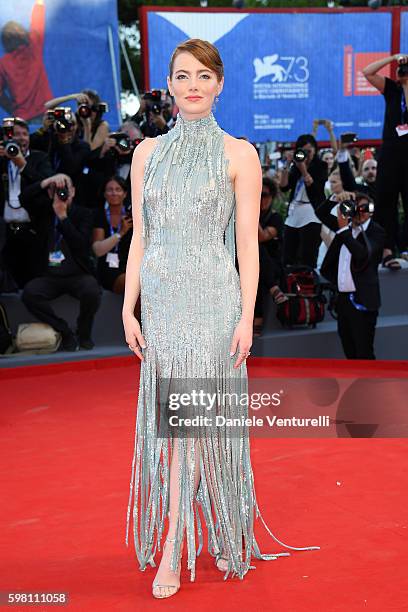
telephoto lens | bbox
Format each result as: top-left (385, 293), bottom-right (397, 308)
top-left (294, 148), bottom-right (307, 163)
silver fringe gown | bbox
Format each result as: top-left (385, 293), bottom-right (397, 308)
top-left (125, 111), bottom-right (319, 581)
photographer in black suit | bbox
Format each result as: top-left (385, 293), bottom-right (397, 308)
top-left (0, 117), bottom-right (53, 287)
top-left (21, 174), bottom-right (102, 351)
top-left (315, 192), bottom-right (386, 360)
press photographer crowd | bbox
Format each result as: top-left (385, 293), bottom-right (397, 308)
top-left (0, 53), bottom-right (407, 359)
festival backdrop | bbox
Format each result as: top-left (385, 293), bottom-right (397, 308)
top-left (144, 8), bottom-right (400, 142)
top-left (0, 0), bottom-right (120, 127)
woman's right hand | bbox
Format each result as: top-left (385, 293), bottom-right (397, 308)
top-left (123, 312), bottom-right (146, 361)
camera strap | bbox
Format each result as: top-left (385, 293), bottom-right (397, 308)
top-left (401, 92), bottom-right (408, 125)
top-left (350, 223), bottom-right (372, 273)
top-left (104, 201), bottom-right (125, 253)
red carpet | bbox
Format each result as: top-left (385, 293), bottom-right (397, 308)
top-left (1, 357), bottom-right (407, 611)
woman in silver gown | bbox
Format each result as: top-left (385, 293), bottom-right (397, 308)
top-left (123, 39), bottom-right (319, 599)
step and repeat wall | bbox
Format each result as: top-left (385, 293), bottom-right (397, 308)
top-left (142, 7), bottom-right (407, 142)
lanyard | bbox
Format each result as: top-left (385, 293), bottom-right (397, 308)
top-left (293, 177), bottom-right (304, 201)
top-left (7, 162), bottom-right (21, 209)
top-left (349, 293), bottom-right (368, 312)
top-left (104, 202), bottom-right (125, 253)
top-left (53, 215), bottom-right (63, 251)
top-left (401, 91), bottom-right (408, 124)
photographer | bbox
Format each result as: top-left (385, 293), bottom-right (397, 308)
top-left (94, 122), bottom-right (144, 207)
top-left (92, 176), bottom-right (133, 295)
top-left (21, 174), bottom-right (101, 351)
top-left (136, 90), bottom-right (174, 137)
top-left (30, 108), bottom-right (91, 186)
top-left (254, 177), bottom-right (286, 336)
top-left (315, 192), bottom-right (385, 360)
top-left (0, 117), bottom-right (53, 287)
top-left (44, 89), bottom-right (110, 151)
top-left (280, 134), bottom-right (328, 268)
top-left (363, 54), bottom-right (408, 268)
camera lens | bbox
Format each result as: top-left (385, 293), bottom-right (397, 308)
top-left (294, 148), bottom-right (307, 163)
top-left (5, 141), bottom-right (19, 157)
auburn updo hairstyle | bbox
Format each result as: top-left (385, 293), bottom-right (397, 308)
top-left (168, 38), bottom-right (224, 82)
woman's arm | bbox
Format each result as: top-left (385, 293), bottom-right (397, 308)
top-left (92, 227), bottom-right (120, 257)
top-left (122, 138), bottom-right (156, 359)
top-left (227, 139), bottom-right (262, 368)
top-left (362, 54), bottom-right (401, 94)
top-left (83, 120), bottom-right (110, 151)
top-left (44, 93), bottom-right (82, 110)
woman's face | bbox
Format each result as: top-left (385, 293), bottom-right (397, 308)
top-left (329, 171), bottom-right (343, 194)
top-left (104, 180), bottom-right (126, 206)
top-left (167, 52), bottom-right (223, 119)
top-left (301, 142), bottom-right (316, 164)
top-left (322, 151), bottom-right (334, 170)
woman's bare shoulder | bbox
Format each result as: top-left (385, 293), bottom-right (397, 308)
top-left (223, 133), bottom-right (257, 161)
top-left (132, 136), bottom-right (160, 166)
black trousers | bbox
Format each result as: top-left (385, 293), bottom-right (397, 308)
top-left (336, 292), bottom-right (378, 360)
top-left (255, 244), bottom-right (284, 317)
top-left (3, 223), bottom-right (44, 289)
top-left (283, 222), bottom-right (322, 269)
top-left (375, 145), bottom-right (408, 252)
top-left (22, 274), bottom-right (102, 339)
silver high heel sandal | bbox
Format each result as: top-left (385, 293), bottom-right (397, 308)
top-left (152, 537), bottom-right (181, 599)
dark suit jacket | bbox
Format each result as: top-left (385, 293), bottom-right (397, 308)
top-left (281, 156), bottom-right (328, 207)
top-left (315, 198), bottom-right (386, 310)
top-left (338, 159), bottom-right (376, 202)
top-left (19, 181), bottom-right (96, 276)
top-left (0, 150), bottom-right (53, 218)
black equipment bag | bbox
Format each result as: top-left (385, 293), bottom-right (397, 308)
top-left (277, 265), bottom-right (326, 329)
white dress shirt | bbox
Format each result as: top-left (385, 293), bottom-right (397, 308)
top-left (337, 218), bottom-right (371, 292)
top-left (285, 177), bottom-right (320, 228)
top-left (3, 153), bottom-right (31, 223)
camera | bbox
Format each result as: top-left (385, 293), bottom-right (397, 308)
top-left (77, 102), bottom-right (108, 119)
top-left (109, 132), bottom-right (144, 155)
top-left (53, 181), bottom-right (69, 202)
top-left (0, 118), bottom-right (21, 157)
top-left (397, 63), bottom-right (408, 78)
top-left (340, 132), bottom-right (358, 145)
top-left (47, 107), bottom-right (75, 134)
top-left (143, 90), bottom-right (163, 115)
top-left (339, 198), bottom-right (374, 218)
top-left (294, 148), bottom-right (307, 163)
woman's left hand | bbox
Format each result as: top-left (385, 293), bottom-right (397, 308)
top-left (230, 317), bottom-right (252, 369)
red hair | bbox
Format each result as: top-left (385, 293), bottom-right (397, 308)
top-left (169, 39), bottom-right (224, 82)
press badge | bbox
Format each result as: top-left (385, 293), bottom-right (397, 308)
top-left (48, 250), bottom-right (65, 266)
top-left (106, 252), bottom-right (119, 268)
top-left (396, 124), bottom-right (408, 137)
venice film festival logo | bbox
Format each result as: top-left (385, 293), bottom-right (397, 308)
top-left (253, 54), bottom-right (310, 100)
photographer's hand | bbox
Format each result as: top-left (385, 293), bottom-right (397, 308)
top-left (336, 191), bottom-right (356, 203)
top-left (9, 150), bottom-right (26, 171)
top-left (150, 112), bottom-right (167, 130)
top-left (41, 174), bottom-right (69, 190)
top-left (120, 216), bottom-right (133, 237)
top-left (53, 195), bottom-right (68, 220)
top-left (337, 206), bottom-right (349, 229)
top-left (100, 137), bottom-right (116, 158)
